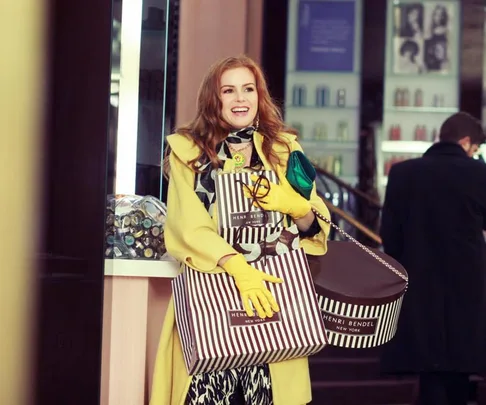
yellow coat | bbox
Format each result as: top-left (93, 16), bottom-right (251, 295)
top-left (150, 131), bottom-right (331, 405)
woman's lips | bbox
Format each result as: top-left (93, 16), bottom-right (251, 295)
top-left (231, 107), bottom-right (250, 117)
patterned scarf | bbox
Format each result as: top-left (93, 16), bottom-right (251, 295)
top-left (194, 126), bottom-right (262, 215)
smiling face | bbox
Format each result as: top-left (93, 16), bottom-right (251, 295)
top-left (220, 67), bottom-right (258, 130)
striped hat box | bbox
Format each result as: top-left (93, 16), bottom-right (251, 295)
top-left (215, 171), bottom-right (284, 245)
top-left (172, 247), bottom-right (328, 375)
top-left (317, 295), bottom-right (404, 349)
top-left (309, 241), bottom-right (408, 349)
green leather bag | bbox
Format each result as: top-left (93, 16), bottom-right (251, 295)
top-left (286, 150), bottom-right (316, 200)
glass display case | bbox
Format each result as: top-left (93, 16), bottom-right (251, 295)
top-left (105, 0), bottom-right (176, 273)
top-left (378, 0), bottom-right (461, 194)
top-left (284, 0), bottom-right (363, 185)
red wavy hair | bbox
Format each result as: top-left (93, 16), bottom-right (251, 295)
top-left (165, 55), bottom-right (296, 175)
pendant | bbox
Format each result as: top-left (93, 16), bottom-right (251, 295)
top-left (232, 152), bottom-right (246, 168)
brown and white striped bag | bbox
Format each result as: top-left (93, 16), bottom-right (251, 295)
top-left (172, 247), bottom-right (328, 375)
top-left (215, 171), bottom-right (284, 246)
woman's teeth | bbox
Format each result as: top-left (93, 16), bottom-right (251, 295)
top-left (232, 107), bottom-right (249, 113)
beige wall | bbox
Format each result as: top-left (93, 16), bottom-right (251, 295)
top-left (0, 0), bottom-right (46, 404)
top-left (175, 0), bottom-right (264, 127)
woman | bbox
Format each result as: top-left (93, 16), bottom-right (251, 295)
top-left (430, 4), bottom-right (448, 40)
top-left (397, 39), bottom-right (423, 74)
top-left (400, 4), bottom-right (423, 39)
top-left (150, 55), bottom-right (331, 405)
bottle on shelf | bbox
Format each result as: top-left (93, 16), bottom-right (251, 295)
top-left (325, 156), bottom-right (334, 173)
top-left (333, 155), bottom-right (343, 176)
top-left (394, 88), bottom-right (403, 106)
top-left (414, 88), bottom-right (423, 107)
top-left (313, 123), bottom-right (327, 140)
top-left (315, 86), bottom-right (330, 107)
top-left (402, 88), bottom-right (410, 106)
top-left (292, 85), bottom-right (306, 106)
top-left (388, 125), bottom-right (401, 141)
top-left (336, 88), bottom-right (346, 107)
top-left (414, 125), bottom-right (427, 141)
top-left (433, 94), bottom-right (445, 108)
top-left (336, 121), bottom-right (349, 142)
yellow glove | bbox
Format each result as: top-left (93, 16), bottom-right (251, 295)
top-left (244, 167), bottom-right (312, 219)
top-left (222, 254), bottom-right (283, 319)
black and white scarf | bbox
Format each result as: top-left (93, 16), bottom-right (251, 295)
top-left (194, 126), bottom-right (262, 215)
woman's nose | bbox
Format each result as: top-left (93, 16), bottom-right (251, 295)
top-left (235, 90), bottom-right (246, 102)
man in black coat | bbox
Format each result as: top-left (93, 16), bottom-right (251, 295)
top-left (380, 112), bottom-right (486, 405)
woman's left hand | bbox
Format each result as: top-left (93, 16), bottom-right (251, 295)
top-left (243, 167), bottom-right (311, 219)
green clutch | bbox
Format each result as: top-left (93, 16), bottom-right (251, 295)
top-left (286, 150), bottom-right (316, 200)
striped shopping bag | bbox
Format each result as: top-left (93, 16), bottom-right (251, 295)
top-left (172, 247), bottom-right (328, 375)
top-left (215, 171), bottom-right (284, 246)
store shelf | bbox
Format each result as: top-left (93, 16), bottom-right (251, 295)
top-left (385, 106), bottom-right (458, 114)
top-left (387, 72), bottom-right (458, 79)
top-left (300, 140), bottom-right (358, 150)
top-left (286, 105), bottom-right (359, 111)
top-left (287, 70), bottom-right (361, 75)
top-left (381, 141), bottom-right (432, 154)
top-left (104, 258), bottom-right (179, 278)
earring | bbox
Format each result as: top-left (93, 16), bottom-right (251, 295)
top-left (254, 115), bottom-right (260, 131)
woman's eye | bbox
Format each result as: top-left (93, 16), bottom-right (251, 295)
top-left (223, 89), bottom-right (233, 94)
top-left (245, 87), bottom-right (255, 92)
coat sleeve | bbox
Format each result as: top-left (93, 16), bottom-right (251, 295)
top-left (380, 165), bottom-right (403, 260)
top-left (164, 151), bottom-right (237, 273)
top-left (289, 139), bottom-right (331, 256)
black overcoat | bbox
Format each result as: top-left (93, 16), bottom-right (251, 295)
top-left (380, 142), bottom-right (486, 373)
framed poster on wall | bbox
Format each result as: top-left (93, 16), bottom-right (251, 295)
top-left (297, 0), bottom-right (356, 72)
top-left (392, 2), bottom-right (456, 75)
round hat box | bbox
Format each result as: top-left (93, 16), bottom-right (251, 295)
top-left (308, 241), bottom-right (408, 349)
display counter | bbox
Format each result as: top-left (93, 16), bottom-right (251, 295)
top-left (100, 259), bottom-right (178, 405)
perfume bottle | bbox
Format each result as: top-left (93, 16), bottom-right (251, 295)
top-left (336, 88), bottom-right (346, 107)
top-left (292, 85), bottom-right (306, 106)
top-left (389, 125), bottom-right (401, 141)
top-left (414, 125), bottom-right (427, 141)
top-left (402, 88), bottom-right (410, 106)
top-left (433, 94), bottom-right (445, 108)
top-left (315, 86), bottom-right (330, 107)
top-left (333, 155), bottom-right (343, 176)
top-left (414, 89), bottom-right (423, 107)
top-left (313, 123), bottom-right (327, 140)
top-left (394, 88), bottom-right (403, 106)
top-left (336, 121), bottom-right (349, 141)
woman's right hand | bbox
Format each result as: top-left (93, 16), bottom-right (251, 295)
top-left (221, 254), bottom-right (283, 319)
